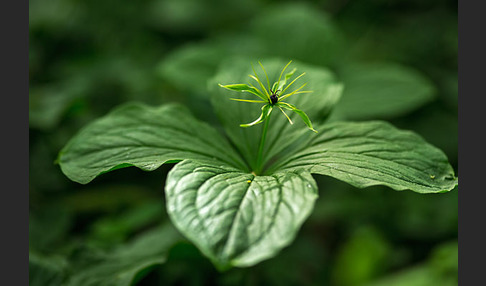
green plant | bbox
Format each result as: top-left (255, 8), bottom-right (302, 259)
top-left (57, 58), bottom-right (457, 270)
top-left (219, 60), bottom-right (317, 174)
top-left (219, 60), bottom-right (317, 131)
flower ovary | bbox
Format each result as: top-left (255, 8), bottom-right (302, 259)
top-left (270, 94), bottom-right (279, 105)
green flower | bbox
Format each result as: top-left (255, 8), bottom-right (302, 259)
top-left (218, 60), bottom-right (318, 133)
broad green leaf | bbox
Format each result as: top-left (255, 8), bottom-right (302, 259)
top-left (67, 224), bottom-right (181, 286)
top-left (393, 105), bottom-right (458, 169)
top-left (331, 62), bottom-right (436, 120)
top-left (58, 102), bottom-right (247, 184)
top-left (165, 160), bottom-right (318, 269)
top-left (209, 57), bottom-right (342, 172)
top-left (270, 121), bottom-right (457, 193)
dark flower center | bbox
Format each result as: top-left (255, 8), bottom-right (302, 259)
top-left (270, 94), bottom-right (278, 105)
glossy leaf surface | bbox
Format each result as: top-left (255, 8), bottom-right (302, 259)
top-left (165, 160), bottom-right (318, 269)
top-left (58, 102), bottom-right (247, 184)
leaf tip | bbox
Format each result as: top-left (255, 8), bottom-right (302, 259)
top-left (218, 83), bottom-right (229, 90)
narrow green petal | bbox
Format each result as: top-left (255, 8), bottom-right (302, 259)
top-left (271, 81), bottom-right (279, 93)
top-left (218, 83), bottom-right (267, 101)
top-left (279, 83), bottom-right (310, 101)
top-left (240, 105), bottom-right (273, 127)
top-left (218, 83), bottom-right (249, 91)
top-left (258, 61), bottom-right (271, 92)
top-left (230, 98), bottom-right (266, 103)
top-left (281, 72), bottom-right (306, 94)
top-left (277, 106), bottom-right (293, 125)
top-left (276, 60), bottom-right (293, 91)
top-left (250, 64), bottom-right (270, 99)
top-left (249, 74), bottom-right (270, 99)
top-left (247, 83), bottom-right (269, 100)
top-left (278, 102), bottom-right (317, 133)
top-left (278, 68), bottom-right (297, 91)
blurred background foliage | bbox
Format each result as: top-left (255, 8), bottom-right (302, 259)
top-left (29, 0), bottom-right (457, 285)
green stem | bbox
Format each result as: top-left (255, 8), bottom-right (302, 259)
top-left (256, 113), bottom-right (271, 174)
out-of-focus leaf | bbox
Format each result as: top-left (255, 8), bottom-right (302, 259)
top-left (157, 43), bottom-right (226, 94)
top-left (165, 160), bottom-right (318, 269)
top-left (29, 138), bottom-right (71, 194)
top-left (29, 0), bottom-right (82, 31)
top-left (338, 4), bottom-right (457, 70)
top-left (148, 0), bottom-right (210, 33)
top-left (66, 224), bottom-right (181, 286)
top-left (88, 201), bottom-right (165, 246)
top-left (147, 0), bottom-right (260, 35)
top-left (61, 185), bottom-right (156, 213)
top-left (331, 62), bottom-right (436, 120)
top-left (247, 232), bottom-right (329, 286)
top-left (331, 226), bottom-right (391, 286)
top-left (29, 252), bottom-right (69, 286)
top-left (29, 207), bottom-right (72, 252)
top-left (310, 176), bottom-right (458, 242)
top-left (29, 84), bottom-right (85, 130)
top-left (432, 70), bottom-right (458, 110)
top-left (429, 241), bottom-right (458, 279)
top-left (147, 241), bottom-right (217, 285)
top-left (250, 3), bottom-right (344, 67)
top-left (157, 35), bottom-right (264, 98)
top-left (390, 186), bottom-right (458, 240)
top-left (364, 241), bottom-right (457, 286)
